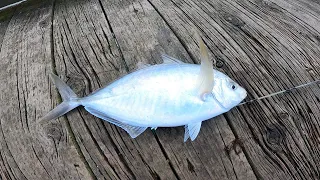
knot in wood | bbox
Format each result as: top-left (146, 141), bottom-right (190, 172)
top-left (39, 15), bottom-right (51, 29)
top-left (67, 76), bottom-right (86, 96)
top-left (225, 138), bottom-right (243, 155)
top-left (315, 35), bottom-right (320, 43)
top-left (215, 56), bottom-right (224, 68)
top-left (39, 19), bottom-right (49, 28)
top-left (279, 112), bottom-right (289, 120)
top-left (260, 1), bottom-right (282, 13)
top-left (186, 158), bottom-right (195, 173)
top-left (45, 123), bottom-right (62, 141)
top-left (224, 14), bottom-right (245, 28)
top-left (266, 124), bottom-right (285, 152)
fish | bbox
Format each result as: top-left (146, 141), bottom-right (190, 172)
top-left (41, 34), bottom-right (247, 142)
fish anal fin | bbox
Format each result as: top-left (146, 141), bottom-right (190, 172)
top-left (85, 107), bottom-right (147, 138)
top-left (184, 122), bottom-right (202, 142)
top-left (195, 33), bottom-right (214, 97)
top-left (184, 125), bottom-right (190, 142)
top-left (161, 54), bottom-right (185, 64)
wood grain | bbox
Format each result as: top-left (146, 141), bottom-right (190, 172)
top-left (0, 0), bottom-right (319, 179)
top-left (0, 0), bottom-right (91, 179)
top-left (145, 0), bottom-right (320, 179)
top-left (53, 0), bottom-right (178, 179)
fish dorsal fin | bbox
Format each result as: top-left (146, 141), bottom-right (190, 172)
top-left (136, 61), bottom-right (151, 70)
top-left (85, 107), bottom-right (147, 138)
top-left (184, 122), bottom-right (202, 142)
top-left (161, 54), bottom-right (185, 64)
top-left (195, 33), bottom-right (214, 98)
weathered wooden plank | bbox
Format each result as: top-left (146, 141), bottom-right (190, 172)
top-left (0, 0), bottom-right (91, 179)
top-left (0, 0), bottom-right (319, 179)
top-left (220, 0), bottom-right (320, 178)
top-left (148, 0), bottom-right (320, 179)
top-left (139, 0), bottom-right (258, 179)
top-left (99, 0), bottom-right (255, 178)
top-left (0, 17), bottom-right (13, 169)
top-left (53, 0), bottom-right (179, 179)
top-left (52, 0), bottom-right (256, 179)
top-left (52, 1), bottom-right (129, 178)
top-left (0, 9), bottom-right (14, 48)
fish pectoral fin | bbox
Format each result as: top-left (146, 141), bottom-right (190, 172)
top-left (195, 33), bottom-right (214, 98)
top-left (85, 107), bottom-right (147, 138)
top-left (161, 54), bottom-right (185, 64)
top-left (184, 122), bottom-right (202, 142)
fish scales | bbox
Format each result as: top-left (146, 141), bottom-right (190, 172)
top-left (80, 65), bottom-right (225, 127)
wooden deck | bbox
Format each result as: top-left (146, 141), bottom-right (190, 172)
top-left (0, 0), bottom-right (319, 179)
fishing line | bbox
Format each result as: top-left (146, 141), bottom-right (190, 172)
top-left (238, 79), bottom-right (320, 106)
top-left (0, 0), bottom-right (27, 12)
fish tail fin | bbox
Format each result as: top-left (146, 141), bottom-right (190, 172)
top-left (40, 73), bottom-right (80, 122)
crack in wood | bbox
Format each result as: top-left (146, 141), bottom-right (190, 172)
top-left (148, 0), bottom-right (197, 64)
top-left (152, 132), bottom-right (181, 180)
top-left (97, 0), bottom-right (130, 73)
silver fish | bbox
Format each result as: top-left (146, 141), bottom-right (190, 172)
top-left (41, 35), bottom-right (247, 141)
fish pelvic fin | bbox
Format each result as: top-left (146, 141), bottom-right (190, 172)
top-left (184, 122), bottom-right (202, 142)
top-left (39, 73), bottom-right (80, 122)
top-left (195, 32), bottom-right (214, 98)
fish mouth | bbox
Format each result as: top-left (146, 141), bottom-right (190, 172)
top-left (240, 90), bottom-right (247, 100)
top-left (237, 91), bottom-right (247, 105)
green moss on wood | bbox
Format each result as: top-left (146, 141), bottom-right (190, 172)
top-left (0, 8), bottom-right (14, 22)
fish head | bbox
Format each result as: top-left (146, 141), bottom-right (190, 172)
top-left (212, 75), bottom-right (247, 109)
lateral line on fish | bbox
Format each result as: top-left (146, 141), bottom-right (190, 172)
top-left (238, 79), bottom-right (320, 106)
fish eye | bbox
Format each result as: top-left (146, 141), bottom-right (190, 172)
top-left (229, 82), bottom-right (237, 90)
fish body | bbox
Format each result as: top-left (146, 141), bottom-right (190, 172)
top-left (41, 35), bottom-right (247, 141)
top-left (81, 64), bottom-right (230, 127)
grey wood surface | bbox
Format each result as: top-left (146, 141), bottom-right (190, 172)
top-left (0, 0), bottom-right (319, 179)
